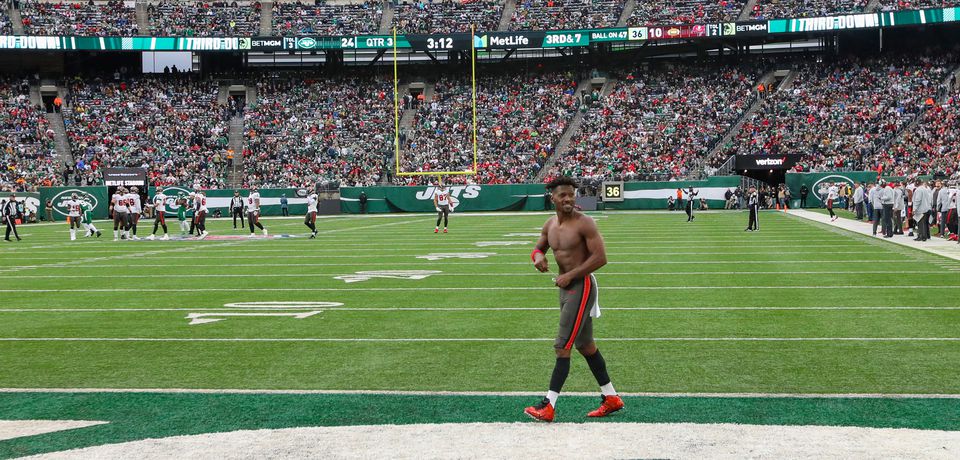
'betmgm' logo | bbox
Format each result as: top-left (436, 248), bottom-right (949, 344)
top-left (51, 189), bottom-right (97, 217)
top-left (415, 185), bottom-right (481, 200)
top-left (754, 156), bottom-right (787, 167)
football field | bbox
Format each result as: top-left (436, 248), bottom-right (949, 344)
top-left (2, 210), bottom-right (960, 457)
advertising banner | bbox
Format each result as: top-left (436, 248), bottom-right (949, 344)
top-left (38, 186), bottom-right (110, 221)
top-left (340, 184), bottom-right (549, 213)
top-left (102, 168), bottom-right (146, 186)
top-left (735, 154), bottom-right (804, 170)
top-left (147, 187), bottom-right (310, 217)
top-left (602, 176), bottom-right (741, 210)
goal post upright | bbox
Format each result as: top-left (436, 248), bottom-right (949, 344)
top-left (394, 25), bottom-right (479, 180)
top-left (471, 23), bottom-right (478, 174)
top-left (393, 26), bottom-right (400, 177)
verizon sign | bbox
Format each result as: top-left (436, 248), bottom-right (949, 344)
top-left (735, 154), bottom-right (803, 170)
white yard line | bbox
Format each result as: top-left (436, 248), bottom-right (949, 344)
top-left (0, 337), bottom-right (958, 342)
top-left (0, 260), bottom-right (918, 269)
top-left (0, 387), bottom-right (957, 399)
top-left (1, 285), bottom-right (957, 293)
top-left (0, 270), bottom-right (946, 279)
top-left (0, 306), bottom-right (957, 313)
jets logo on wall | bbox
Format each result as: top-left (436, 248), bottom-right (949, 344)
top-left (158, 186), bottom-right (193, 216)
top-left (51, 189), bottom-right (98, 217)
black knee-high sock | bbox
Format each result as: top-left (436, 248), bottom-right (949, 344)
top-left (436, 213), bottom-right (442, 227)
top-left (549, 357), bottom-right (571, 393)
top-left (584, 350), bottom-right (611, 387)
top-left (153, 221), bottom-right (160, 234)
top-left (443, 213), bottom-right (448, 227)
top-left (306, 221), bottom-right (315, 232)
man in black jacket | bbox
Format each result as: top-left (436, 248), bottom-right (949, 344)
top-left (230, 191), bottom-right (244, 229)
top-left (745, 186), bottom-right (760, 232)
top-left (3, 194), bottom-right (22, 241)
top-left (800, 184), bottom-right (809, 208)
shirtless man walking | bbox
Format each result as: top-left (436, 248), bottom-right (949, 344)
top-left (525, 176), bottom-right (623, 422)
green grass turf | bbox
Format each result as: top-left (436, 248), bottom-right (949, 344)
top-left (1, 211), bottom-right (958, 393)
top-left (2, 210), bottom-right (959, 454)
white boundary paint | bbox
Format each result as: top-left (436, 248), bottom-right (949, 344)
top-left (19, 422), bottom-right (960, 460)
top-left (0, 420), bottom-right (109, 442)
top-left (788, 209), bottom-right (960, 262)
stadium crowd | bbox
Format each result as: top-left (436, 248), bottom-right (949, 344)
top-left (19, 0), bottom-right (138, 36)
top-left (148, 1), bottom-right (262, 37)
top-left (631, 0), bottom-right (744, 25)
top-left (717, 56), bottom-right (952, 175)
top-left (544, 64), bottom-right (759, 184)
top-left (243, 74), bottom-right (393, 189)
top-left (396, 71), bottom-right (579, 185)
top-left (393, 0), bottom-right (502, 34)
top-left (63, 75), bottom-right (231, 189)
top-left (870, 83), bottom-right (960, 179)
top-left (509, 0), bottom-right (622, 31)
top-left (272, 0), bottom-right (381, 36)
top-left (749, 0), bottom-right (868, 19)
top-left (0, 77), bottom-right (59, 192)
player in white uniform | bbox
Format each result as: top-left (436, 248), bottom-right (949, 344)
top-left (65, 193), bottom-right (83, 241)
top-left (433, 184), bottom-right (455, 233)
top-left (126, 186), bottom-right (143, 240)
top-left (195, 189), bottom-right (209, 240)
top-left (246, 187), bottom-right (267, 237)
top-left (146, 188), bottom-right (170, 240)
top-left (827, 183), bottom-right (839, 221)
top-left (111, 187), bottom-right (128, 240)
top-left (304, 192), bottom-right (318, 238)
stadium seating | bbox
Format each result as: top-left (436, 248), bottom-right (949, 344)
top-left (396, 71), bottom-right (579, 185)
top-left (393, 0), bottom-right (502, 34)
top-left (243, 75), bottom-right (393, 189)
top-left (631, 0), bottom-right (745, 25)
top-left (0, 77), bottom-right (59, 192)
top-left (717, 56), bottom-right (951, 174)
top-left (878, 1), bottom-right (960, 11)
top-left (545, 64), bottom-right (760, 183)
top-left (749, 0), bottom-right (868, 20)
top-left (0, 7), bottom-right (13, 35)
top-left (148, 1), bottom-right (262, 37)
top-left (509, 0), bottom-right (623, 31)
top-left (19, 0), bottom-right (138, 36)
top-left (871, 84), bottom-right (960, 177)
top-left (63, 75), bottom-right (231, 189)
top-left (272, 0), bottom-right (381, 36)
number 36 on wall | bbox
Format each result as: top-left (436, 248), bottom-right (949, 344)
top-left (602, 181), bottom-right (624, 202)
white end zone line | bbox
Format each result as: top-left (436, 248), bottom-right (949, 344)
top-left (0, 388), bottom-right (958, 399)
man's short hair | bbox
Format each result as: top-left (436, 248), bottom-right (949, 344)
top-left (546, 176), bottom-right (578, 192)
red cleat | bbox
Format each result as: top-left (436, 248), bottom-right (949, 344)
top-left (434, 228), bottom-right (439, 233)
top-left (587, 395), bottom-right (624, 417)
top-left (524, 398), bottom-right (555, 422)
top-left (443, 228), bottom-right (448, 233)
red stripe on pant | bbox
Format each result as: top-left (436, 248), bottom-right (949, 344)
top-left (564, 276), bottom-right (591, 350)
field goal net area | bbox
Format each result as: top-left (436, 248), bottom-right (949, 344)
top-left (392, 27), bottom-right (478, 179)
